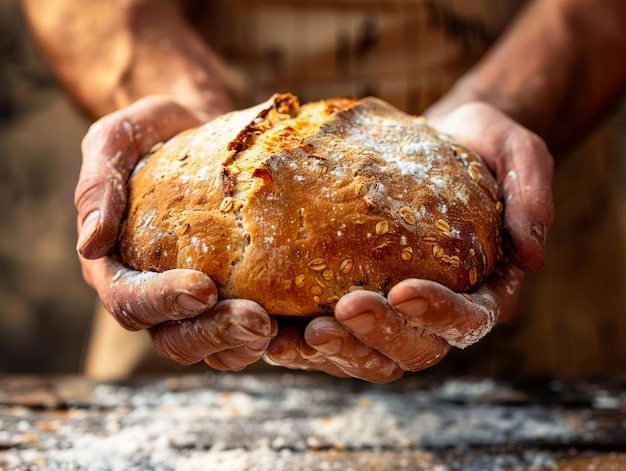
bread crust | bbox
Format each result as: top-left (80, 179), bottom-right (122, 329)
top-left (119, 94), bottom-right (502, 315)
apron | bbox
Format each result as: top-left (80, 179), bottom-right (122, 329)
top-left (84, 0), bottom-right (626, 379)
top-left (185, 0), bottom-right (525, 112)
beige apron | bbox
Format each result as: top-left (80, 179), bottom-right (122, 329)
top-left (84, 0), bottom-right (626, 379)
top-left (187, 0), bottom-right (524, 112)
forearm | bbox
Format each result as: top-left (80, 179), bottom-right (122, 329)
top-left (429, 0), bottom-right (626, 153)
top-left (21, 0), bottom-right (235, 120)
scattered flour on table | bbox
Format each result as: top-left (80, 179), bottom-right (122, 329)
top-left (0, 374), bottom-right (575, 471)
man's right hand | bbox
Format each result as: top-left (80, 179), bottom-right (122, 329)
top-left (76, 96), bottom-right (276, 371)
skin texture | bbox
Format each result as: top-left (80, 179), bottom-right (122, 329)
top-left (266, 104), bottom-right (540, 381)
top-left (21, 0), bottom-right (626, 381)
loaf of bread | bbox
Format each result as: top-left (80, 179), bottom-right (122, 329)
top-left (119, 94), bottom-right (502, 316)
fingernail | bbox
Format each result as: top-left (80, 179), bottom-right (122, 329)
top-left (393, 298), bottom-right (429, 317)
top-left (311, 338), bottom-right (342, 355)
top-left (341, 311), bottom-right (376, 334)
top-left (229, 323), bottom-right (265, 341)
top-left (76, 210), bottom-right (100, 252)
top-left (264, 350), bottom-right (298, 365)
top-left (301, 349), bottom-right (326, 362)
top-left (176, 293), bottom-right (208, 312)
top-left (531, 222), bottom-right (547, 247)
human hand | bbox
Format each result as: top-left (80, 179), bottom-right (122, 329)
top-left (264, 102), bottom-right (553, 382)
top-left (76, 96), bottom-right (276, 370)
top-left (426, 101), bottom-right (555, 272)
top-left (264, 260), bottom-right (520, 382)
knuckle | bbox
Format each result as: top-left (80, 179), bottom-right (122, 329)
top-left (81, 115), bottom-right (133, 169)
top-left (73, 176), bottom-right (102, 212)
top-left (80, 123), bottom-right (100, 152)
top-left (104, 281), bottom-right (153, 331)
top-left (108, 299), bottom-right (146, 332)
top-left (82, 117), bottom-right (116, 153)
top-left (514, 129), bottom-right (553, 165)
top-left (399, 341), bottom-right (450, 372)
top-left (152, 327), bottom-right (198, 365)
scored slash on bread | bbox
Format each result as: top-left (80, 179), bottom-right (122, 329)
top-left (119, 93), bottom-right (503, 316)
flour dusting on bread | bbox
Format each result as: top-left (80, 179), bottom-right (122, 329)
top-left (119, 94), bottom-right (502, 315)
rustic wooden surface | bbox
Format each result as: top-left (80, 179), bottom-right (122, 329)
top-left (1, 373), bottom-right (626, 470)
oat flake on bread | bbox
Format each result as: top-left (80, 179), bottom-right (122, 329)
top-left (118, 93), bottom-right (503, 316)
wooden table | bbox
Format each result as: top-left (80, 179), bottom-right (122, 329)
top-left (1, 373), bottom-right (625, 470)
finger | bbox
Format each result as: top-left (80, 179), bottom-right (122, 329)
top-left (305, 316), bottom-right (405, 383)
top-left (205, 337), bottom-right (273, 372)
top-left (387, 262), bottom-right (523, 349)
top-left (499, 137), bottom-right (554, 272)
top-left (429, 102), bottom-right (554, 271)
top-left (264, 323), bottom-right (349, 378)
top-left (264, 322), bottom-right (312, 364)
top-left (76, 95), bottom-right (205, 259)
top-left (82, 255), bottom-right (217, 330)
top-left (150, 299), bottom-right (275, 365)
top-left (476, 261), bottom-right (524, 324)
top-left (332, 291), bottom-right (451, 371)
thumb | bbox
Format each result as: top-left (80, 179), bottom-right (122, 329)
top-left (428, 102), bottom-right (554, 271)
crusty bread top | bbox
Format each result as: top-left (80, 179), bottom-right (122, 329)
top-left (119, 94), bottom-right (502, 316)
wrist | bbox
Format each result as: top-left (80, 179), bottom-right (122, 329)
top-left (423, 73), bottom-right (520, 128)
top-left (170, 88), bottom-right (236, 122)
top-left (427, 0), bottom-right (626, 152)
top-left (425, 68), bottom-right (545, 131)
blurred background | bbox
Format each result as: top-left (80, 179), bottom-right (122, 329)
top-left (0, 0), bottom-right (94, 373)
top-left (1, 0), bottom-right (625, 376)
